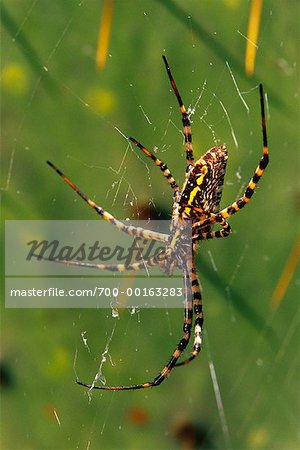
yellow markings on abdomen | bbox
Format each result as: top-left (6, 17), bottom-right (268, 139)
top-left (187, 167), bottom-right (208, 206)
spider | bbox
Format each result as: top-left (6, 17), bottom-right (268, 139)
top-left (47, 55), bottom-right (269, 391)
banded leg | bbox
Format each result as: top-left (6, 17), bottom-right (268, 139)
top-left (129, 137), bottom-right (179, 197)
top-left (37, 250), bottom-right (167, 272)
top-left (175, 258), bottom-right (203, 367)
top-left (192, 213), bottom-right (232, 242)
top-left (193, 228), bottom-right (231, 241)
top-left (47, 161), bottom-right (169, 243)
top-left (162, 55), bottom-right (194, 170)
top-left (192, 219), bottom-right (232, 242)
top-left (219, 84), bottom-right (269, 219)
top-left (76, 264), bottom-right (193, 390)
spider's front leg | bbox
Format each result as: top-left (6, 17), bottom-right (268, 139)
top-left (162, 55), bottom-right (195, 171)
top-left (219, 84), bottom-right (269, 220)
top-left (129, 137), bottom-right (180, 198)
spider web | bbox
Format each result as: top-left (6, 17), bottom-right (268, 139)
top-left (1, 2), bottom-right (299, 450)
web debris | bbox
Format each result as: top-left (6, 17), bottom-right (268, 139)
top-left (226, 61), bottom-right (250, 113)
top-left (218, 97), bottom-right (239, 150)
top-left (87, 323), bottom-right (116, 396)
top-left (53, 408), bottom-right (61, 427)
top-left (81, 331), bottom-right (91, 353)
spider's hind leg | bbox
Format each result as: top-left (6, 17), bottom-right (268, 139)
top-left (175, 259), bottom-right (203, 367)
top-left (76, 262), bottom-right (194, 390)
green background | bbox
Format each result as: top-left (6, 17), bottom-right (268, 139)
top-left (1, 1), bottom-right (299, 449)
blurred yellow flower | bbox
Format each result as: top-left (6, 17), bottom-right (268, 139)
top-left (223, 0), bottom-right (240, 8)
top-left (85, 87), bottom-right (117, 114)
top-left (247, 427), bottom-right (269, 448)
top-left (1, 62), bottom-right (29, 95)
top-left (47, 346), bottom-right (71, 377)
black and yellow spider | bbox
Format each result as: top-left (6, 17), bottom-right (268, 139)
top-left (47, 56), bottom-right (269, 391)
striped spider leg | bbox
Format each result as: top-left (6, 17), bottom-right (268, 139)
top-left (176, 83), bottom-right (268, 367)
top-left (46, 133), bottom-right (180, 272)
top-left (162, 55), bottom-right (195, 171)
top-left (189, 84), bottom-right (269, 237)
top-left (77, 261), bottom-right (195, 390)
top-left (47, 56), bottom-right (268, 391)
top-left (42, 249), bottom-right (167, 272)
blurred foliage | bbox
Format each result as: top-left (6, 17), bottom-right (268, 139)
top-left (1, 1), bottom-right (299, 450)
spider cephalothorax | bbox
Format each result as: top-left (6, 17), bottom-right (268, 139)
top-left (47, 55), bottom-right (268, 391)
top-left (160, 222), bottom-right (193, 275)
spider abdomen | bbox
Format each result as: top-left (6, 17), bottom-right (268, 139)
top-left (179, 145), bottom-right (228, 218)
